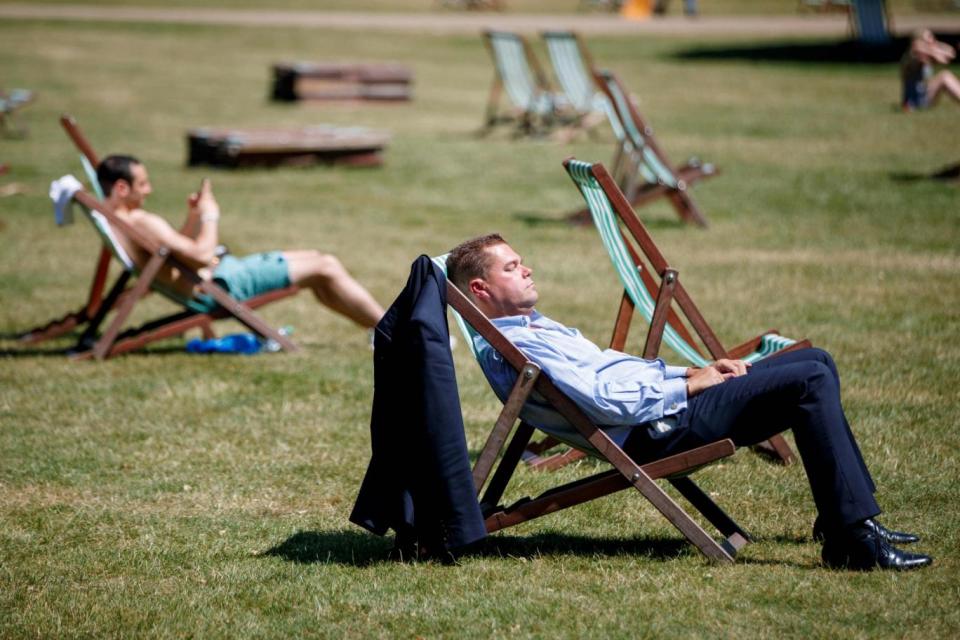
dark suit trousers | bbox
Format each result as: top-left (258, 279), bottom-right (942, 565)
top-left (626, 348), bottom-right (881, 527)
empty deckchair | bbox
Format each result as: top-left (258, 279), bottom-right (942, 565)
top-left (0, 88), bottom-right (35, 138)
top-left (443, 270), bottom-right (752, 563)
top-left (565, 158), bottom-right (813, 464)
top-left (569, 70), bottom-right (716, 227)
top-left (541, 31), bottom-right (613, 138)
top-left (23, 115), bottom-right (299, 359)
top-left (434, 254), bottom-right (587, 471)
top-left (850, 0), bottom-right (891, 44)
top-left (480, 30), bottom-right (569, 137)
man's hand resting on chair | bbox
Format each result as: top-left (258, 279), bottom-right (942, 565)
top-left (685, 359), bottom-right (750, 397)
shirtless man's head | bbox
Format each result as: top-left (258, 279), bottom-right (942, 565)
top-left (447, 233), bottom-right (538, 319)
top-left (97, 155), bottom-right (152, 211)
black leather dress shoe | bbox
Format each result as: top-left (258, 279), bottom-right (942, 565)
top-left (822, 525), bottom-right (932, 571)
top-left (813, 516), bottom-right (920, 545)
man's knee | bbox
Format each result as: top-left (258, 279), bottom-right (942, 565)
top-left (797, 360), bottom-right (836, 398)
top-left (804, 347), bottom-right (839, 378)
top-left (311, 252), bottom-right (346, 279)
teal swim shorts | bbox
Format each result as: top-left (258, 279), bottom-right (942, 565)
top-left (194, 251), bottom-right (291, 312)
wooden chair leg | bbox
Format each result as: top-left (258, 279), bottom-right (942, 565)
top-left (752, 434), bottom-right (796, 465)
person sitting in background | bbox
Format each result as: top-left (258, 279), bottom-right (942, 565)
top-left (445, 232), bottom-right (933, 571)
top-left (901, 29), bottom-right (960, 111)
top-left (96, 154), bottom-right (385, 329)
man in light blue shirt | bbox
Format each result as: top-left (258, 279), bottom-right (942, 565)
top-left (445, 233), bottom-right (931, 571)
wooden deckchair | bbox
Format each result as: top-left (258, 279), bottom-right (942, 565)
top-left (569, 70), bottom-right (717, 228)
top-left (443, 270), bottom-right (752, 563)
top-left (565, 158), bottom-right (811, 464)
top-left (480, 30), bottom-right (570, 137)
top-left (850, 0), bottom-right (891, 44)
top-left (21, 115), bottom-right (300, 359)
top-left (541, 31), bottom-right (616, 139)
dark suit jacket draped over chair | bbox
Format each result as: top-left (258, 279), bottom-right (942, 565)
top-left (350, 255), bottom-right (486, 552)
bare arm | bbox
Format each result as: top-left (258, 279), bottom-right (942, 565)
top-left (134, 179), bottom-right (220, 269)
top-left (177, 179), bottom-right (214, 238)
top-left (913, 38), bottom-right (956, 64)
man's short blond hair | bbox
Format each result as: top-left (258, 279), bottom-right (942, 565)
top-left (446, 233), bottom-right (507, 293)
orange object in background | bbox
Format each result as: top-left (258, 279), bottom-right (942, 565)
top-left (621, 0), bottom-right (652, 20)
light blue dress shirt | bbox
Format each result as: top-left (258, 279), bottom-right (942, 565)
top-left (475, 311), bottom-right (688, 451)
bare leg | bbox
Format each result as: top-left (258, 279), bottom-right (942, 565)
top-left (927, 71), bottom-right (960, 106)
top-left (284, 250), bottom-right (385, 328)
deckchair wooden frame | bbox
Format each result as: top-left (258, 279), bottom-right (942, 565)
top-left (480, 30), bottom-right (569, 137)
top-left (445, 279), bottom-right (751, 563)
top-left (566, 158), bottom-right (810, 465)
top-left (569, 70), bottom-right (716, 228)
top-left (20, 114), bottom-right (299, 358)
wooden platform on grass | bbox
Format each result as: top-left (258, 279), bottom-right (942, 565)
top-left (186, 125), bottom-right (390, 168)
top-left (271, 62), bottom-right (413, 102)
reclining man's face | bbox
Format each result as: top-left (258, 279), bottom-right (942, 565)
top-left (470, 242), bottom-right (538, 318)
top-left (115, 163), bottom-right (153, 209)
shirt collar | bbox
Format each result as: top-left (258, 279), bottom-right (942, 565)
top-left (490, 310), bottom-right (542, 329)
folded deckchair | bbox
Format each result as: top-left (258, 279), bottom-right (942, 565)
top-left (441, 268), bottom-right (752, 563)
top-left (850, 0), bottom-right (891, 44)
top-left (569, 70), bottom-right (716, 228)
top-left (480, 30), bottom-right (570, 137)
top-left (0, 88), bottom-right (35, 138)
top-left (22, 115), bottom-right (299, 359)
top-left (565, 158), bottom-right (813, 464)
top-left (541, 31), bottom-right (614, 139)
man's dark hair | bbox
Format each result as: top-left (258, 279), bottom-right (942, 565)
top-left (446, 233), bottom-right (507, 293)
top-left (97, 154), bottom-right (142, 196)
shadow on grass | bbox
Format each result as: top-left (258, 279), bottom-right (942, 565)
top-left (262, 528), bottom-right (815, 568)
top-left (672, 37), bottom-right (923, 65)
top-left (890, 161), bottom-right (960, 184)
top-left (0, 344), bottom-right (190, 358)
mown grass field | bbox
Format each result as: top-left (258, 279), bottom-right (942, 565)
top-left (1, 9), bottom-right (959, 639)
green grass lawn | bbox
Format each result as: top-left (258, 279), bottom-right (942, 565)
top-left (1, 14), bottom-right (959, 639)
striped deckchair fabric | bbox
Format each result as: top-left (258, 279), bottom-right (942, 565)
top-left (480, 30), bottom-right (568, 136)
top-left (850, 0), bottom-right (891, 44)
top-left (582, 70), bottom-right (717, 227)
top-left (565, 158), bottom-right (810, 464)
top-left (541, 31), bottom-right (617, 138)
top-left (433, 253), bottom-right (588, 470)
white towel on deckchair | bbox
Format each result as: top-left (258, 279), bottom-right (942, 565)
top-left (49, 174), bottom-right (83, 226)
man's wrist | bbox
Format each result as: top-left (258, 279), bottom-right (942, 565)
top-left (201, 212), bottom-right (219, 223)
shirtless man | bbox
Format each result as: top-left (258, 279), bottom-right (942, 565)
top-left (97, 154), bottom-right (384, 328)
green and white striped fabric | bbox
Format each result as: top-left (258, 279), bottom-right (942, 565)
top-left (565, 159), bottom-right (797, 366)
top-left (600, 72), bottom-right (679, 189)
top-left (432, 254), bottom-right (483, 361)
top-left (77, 155), bottom-right (209, 313)
top-left (488, 32), bottom-right (555, 115)
top-left (541, 32), bottom-right (619, 135)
